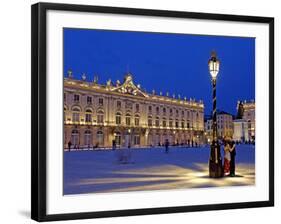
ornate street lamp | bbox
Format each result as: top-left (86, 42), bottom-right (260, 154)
top-left (208, 51), bottom-right (223, 178)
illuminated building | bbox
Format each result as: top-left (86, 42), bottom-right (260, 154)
top-left (233, 100), bottom-right (255, 142)
top-left (204, 111), bottom-right (234, 142)
top-left (64, 72), bottom-right (204, 149)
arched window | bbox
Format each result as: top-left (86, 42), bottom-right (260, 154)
top-left (97, 110), bottom-right (104, 124)
top-left (155, 116), bottom-right (160, 127)
top-left (126, 113), bottom-right (131, 126)
top-left (116, 112), bottom-right (121, 125)
top-left (71, 129), bottom-right (79, 145)
top-left (84, 130), bottom-right (92, 146)
top-left (85, 109), bottom-right (92, 123)
top-left (148, 116), bottom-right (152, 127)
top-left (97, 130), bottom-right (104, 146)
top-left (135, 114), bottom-right (140, 126)
top-left (72, 107), bottom-right (80, 123)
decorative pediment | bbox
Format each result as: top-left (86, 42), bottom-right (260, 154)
top-left (111, 73), bottom-right (148, 98)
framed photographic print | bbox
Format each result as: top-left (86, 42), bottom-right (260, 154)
top-left (31, 2), bottom-right (274, 222)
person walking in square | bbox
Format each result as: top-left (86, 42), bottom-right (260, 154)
top-left (112, 139), bottom-right (116, 151)
top-left (67, 140), bottom-right (72, 151)
top-left (165, 139), bottom-right (169, 153)
top-left (229, 140), bottom-right (236, 177)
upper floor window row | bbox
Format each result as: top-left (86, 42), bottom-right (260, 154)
top-left (65, 93), bottom-right (104, 105)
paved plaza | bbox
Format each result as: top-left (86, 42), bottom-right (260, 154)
top-left (64, 145), bottom-right (255, 195)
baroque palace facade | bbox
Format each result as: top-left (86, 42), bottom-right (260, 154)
top-left (64, 72), bottom-right (204, 149)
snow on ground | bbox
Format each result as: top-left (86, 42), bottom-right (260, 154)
top-left (64, 145), bottom-right (255, 195)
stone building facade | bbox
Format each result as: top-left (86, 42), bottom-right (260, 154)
top-left (64, 73), bottom-right (204, 149)
top-left (241, 101), bottom-right (255, 140)
top-left (233, 100), bottom-right (255, 142)
top-left (204, 111), bottom-right (234, 142)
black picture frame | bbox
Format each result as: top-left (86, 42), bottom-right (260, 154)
top-left (31, 2), bottom-right (274, 222)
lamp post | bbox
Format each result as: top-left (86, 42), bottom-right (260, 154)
top-left (208, 51), bottom-right (223, 178)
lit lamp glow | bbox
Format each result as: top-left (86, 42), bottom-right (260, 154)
top-left (208, 51), bottom-right (223, 178)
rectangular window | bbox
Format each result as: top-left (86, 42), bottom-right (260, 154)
top-left (148, 119), bottom-right (152, 127)
top-left (87, 96), bottom-right (92, 104)
top-left (156, 107), bottom-right (159, 114)
top-left (169, 120), bottom-right (173, 127)
top-left (117, 101), bottom-right (121, 108)
top-left (74, 94), bottom-right (79, 102)
top-left (163, 120), bottom-right (166, 127)
top-left (148, 106), bottom-right (152, 113)
top-left (98, 98), bottom-right (103, 106)
top-left (135, 117), bottom-right (139, 126)
top-left (85, 114), bottom-right (92, 122)
top-left (135, 104), bottom-right (139, 111)
top-left (126, 117), bottom-right (131, 126)
top-left (97, 114), bottom-right (103, 123)
top-left (116, 116), bottom-right (121, 125)
top-left (134, 135), bottom-right (140, 145)
top-left (72, 113), bottom-right (80, 122)
top-left (155, 119), bottom-right (159, 127)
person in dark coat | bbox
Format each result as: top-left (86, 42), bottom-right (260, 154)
top-left (112, 139), bottom-right (116, 151)
top-left (67, 141), bottom-right (72, 151)
top-left (165, 139), bottom-right (169, 153)
top-left (229, 140), bottom-right (236, 177)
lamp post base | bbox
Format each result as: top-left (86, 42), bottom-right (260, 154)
top-left (209, 143), bottom-right (223, 178)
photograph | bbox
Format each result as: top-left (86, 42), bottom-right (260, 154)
top-left (63, 28), bottom-right (256, 195)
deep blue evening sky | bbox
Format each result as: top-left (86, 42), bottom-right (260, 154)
top-left (64, 28), bottom-right (255, 115)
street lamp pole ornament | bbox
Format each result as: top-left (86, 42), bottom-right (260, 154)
top-left (208, 51), bottom-right (223, 178)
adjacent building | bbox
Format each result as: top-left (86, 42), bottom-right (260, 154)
top-left (204, 110), bottom-right (233, 142)
top-left (233, 119), bottom-right (249, 142)
top-left (232, 100), bottom-right (255, 142)
top-left (64, 72), bottom-right (205, 149)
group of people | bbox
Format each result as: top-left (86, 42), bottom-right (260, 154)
top-left (223, 139), bottom-right (236, 177)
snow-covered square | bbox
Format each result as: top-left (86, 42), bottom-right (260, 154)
top-left (63, 144), bottom-right (255, 195)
